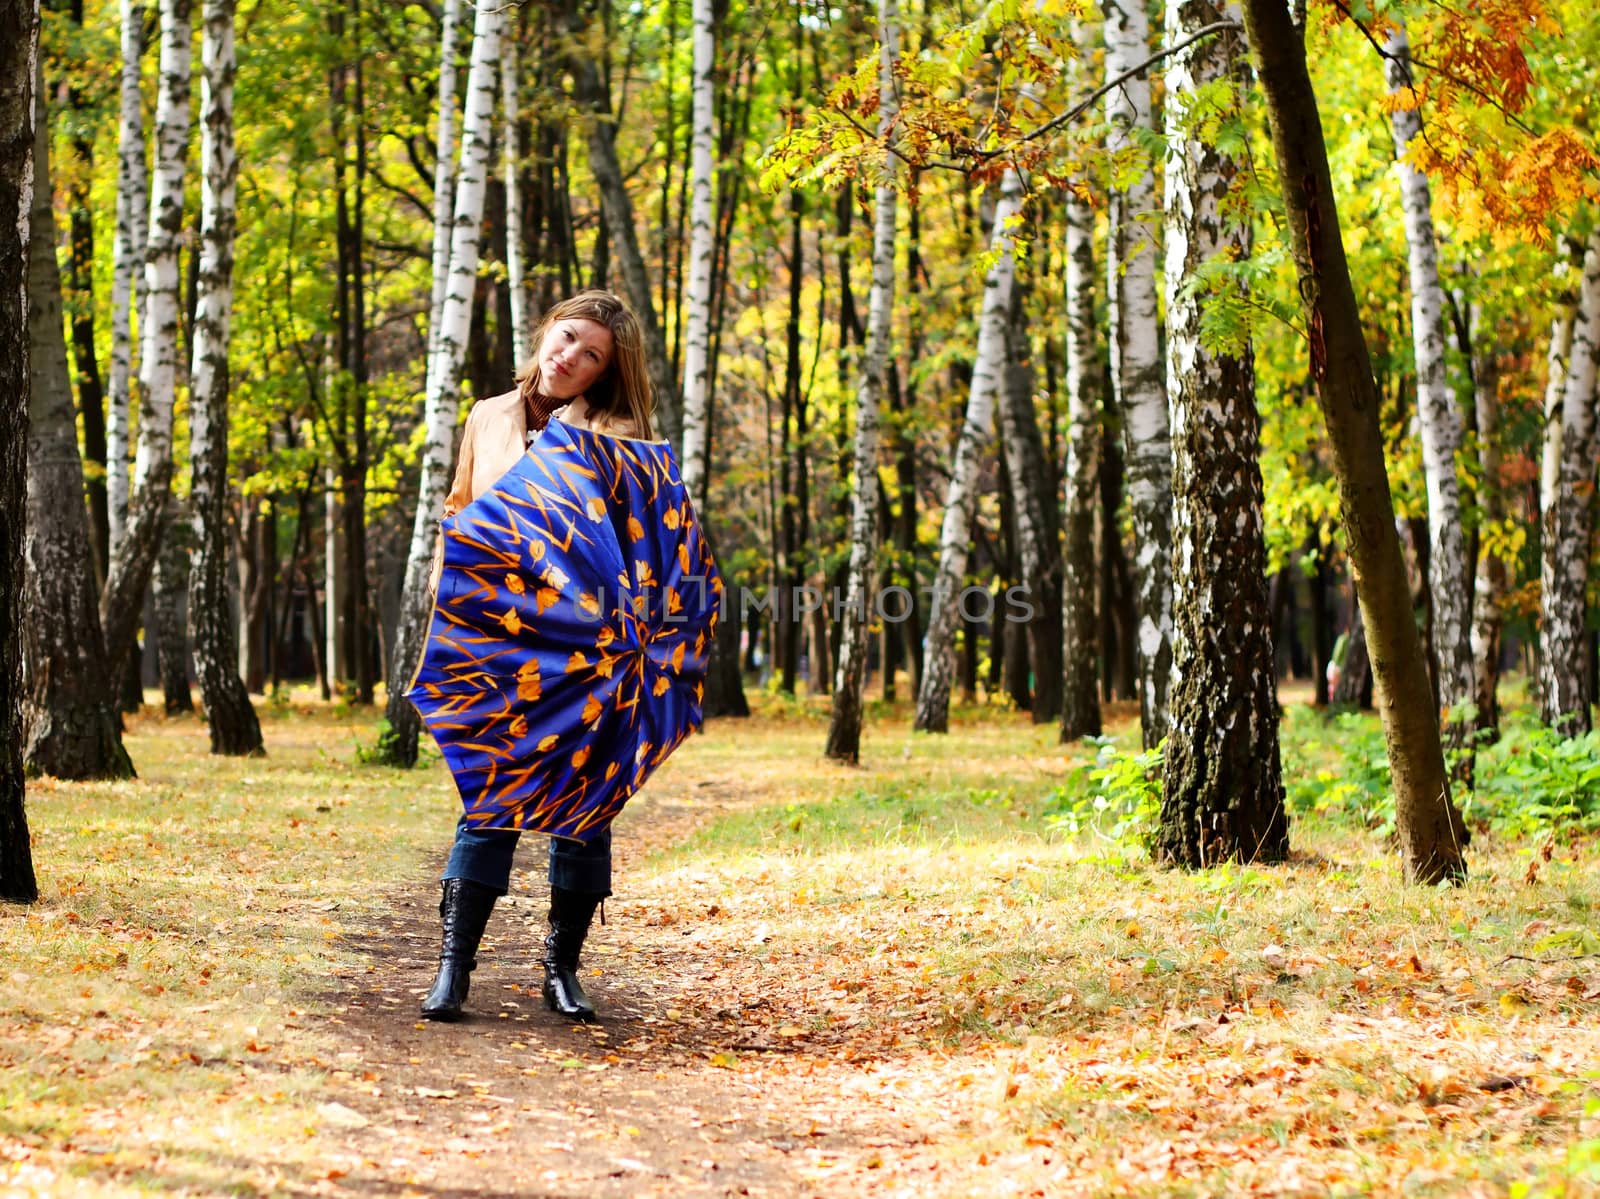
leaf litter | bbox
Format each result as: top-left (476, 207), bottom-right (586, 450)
top-left (3, 698), bottom-right (1599, 1196)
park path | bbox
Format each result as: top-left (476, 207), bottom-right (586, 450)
top-left (302, 783), bottom-right (985, 1199)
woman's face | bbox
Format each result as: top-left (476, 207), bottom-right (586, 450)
top-left (539, 317), bottom-right (614, 400)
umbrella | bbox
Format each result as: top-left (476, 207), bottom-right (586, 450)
top-left (407, 418), bottom-right (722, 842)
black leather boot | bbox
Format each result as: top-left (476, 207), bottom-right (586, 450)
top-left (542, 885), bottom-right (603, 1022)
top-left (420, 878), bottom-right (499, 1021)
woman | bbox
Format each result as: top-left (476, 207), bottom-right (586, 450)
top-left (420, 290), bottom-right (656, 1025)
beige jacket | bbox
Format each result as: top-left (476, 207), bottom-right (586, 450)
top-left (429, 389), bottom-right (646, 592)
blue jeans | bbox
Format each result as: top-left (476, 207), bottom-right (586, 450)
top-left (442, 816), bottom-right (612, 897)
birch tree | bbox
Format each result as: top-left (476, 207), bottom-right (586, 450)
top-left (1156, 3), bottom-right (1284, 867)
top-left (380, 0), bottom-right (503, 766)
top-left (0, 0), bottom-right (37, 904)
top-left (107, 0), bottom-right (147, 560)
top-left (563, 0), bottom-right (681, 444)
top-left (1060, 18), bottom-right (1103, 742)
top-left (501, 17), bottom-right (530, 363)
top-left (101, 0), bottom-right (191, 685)
top-left (22, 71), bottom-right (132, 780)
top-left (1105, 0), bottom-right (1173, 749)
top-left (1240, 0), bottom-right (1467, 883)
top-left (188, 0), bottom-right (261, 755)
top-left (1539, 229), bottom-right (1600, 738)
top-left (679, 0), bottom-right (714, 498)
top-left (825, 0), bottom-right (896, 763)
top-left (1385, 24), bottom-right (1473, 750)
top-left (1466, 301), bottom-right (1506, 737)
top-left (914, 166), bottom-right (1024, 733)
top-left (996, 257), bottom-right (1061, 725)
top-left (424, 0), bottom-right (461, 393)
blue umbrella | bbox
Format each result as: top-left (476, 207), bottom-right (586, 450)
top-left (407, 419), bottom-right (722, 842)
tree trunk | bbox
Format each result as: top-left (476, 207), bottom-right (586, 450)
top-left (106, 0), bottom-right (147, 564)
top-left (1385, 25), bottom-right (1473, 762)
top-left (1539, 229), bottom-right (1600, 738)
top-left (1156, 6), bottom-right (1285, 868)
top-left (22, 74), bottom-right (133, 781)
top-left (826, 0), bottom-right (897, 763)
top-left (1060, 57), bottom-right (1101, 739)
top-left (1100, 416), bottom-right (1137, 701)
top-left (563, 0), bottom-right (681, 443)
top-left (1467, 306), bottom-right (1504, 740)
top-left (425, 0), bottom-right (460, 384)
top-left (914, 168), bottom-right (1024, 733)
top-left (1332, 594), bottom-right (1372, 708)
top-left (0, 0), bottom-right (37, 903)
top-left (379, 0), bottom-right (502, 766)
top-left (101, 0), bottom-right (192, 687)
top-left (1105, 0), bottom-right (1173, 749)
top-left (188, 0), bottom-right (261, 755)
top-left (61, 0), bottom-right (108, 584)
top-left (152, 507), bottom-right (193, 715)
top-left (678, 0), bottom-right (714, 499)
top-left (1241, 0), bottom-right (1467, 884)
top-left (501, 19), bottom-right (530, 364)
top-left (997, 272), bottom-right (1062, 724)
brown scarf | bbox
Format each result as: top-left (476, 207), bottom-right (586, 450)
top-left (523, 387), bottom-right (567, 434)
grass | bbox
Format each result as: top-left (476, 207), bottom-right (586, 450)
top-left (3, 685), bottom-right (1599, 1196)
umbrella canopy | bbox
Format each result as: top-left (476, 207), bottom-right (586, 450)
top-left (407, 418), bottom-right (722, 841)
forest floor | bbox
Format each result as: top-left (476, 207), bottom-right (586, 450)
top-left (3, 688), bottom-right (1600, 1197)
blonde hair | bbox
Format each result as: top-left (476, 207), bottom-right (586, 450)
top-left (515, 290), bottom-right (656, 439)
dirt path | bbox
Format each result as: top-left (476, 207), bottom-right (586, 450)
top-left (306, 792), bottom-right (965, 1199)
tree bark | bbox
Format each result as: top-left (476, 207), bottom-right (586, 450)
top-left (21, 71), bottom-right (133, 780)
top-left (0, 0), bottom-right (37, 904)
top-left (826, 0), bottom-right (897, 763)
top-left (678, 0), bottom-right (714, 499)
top-left (563, 0), bottom-right (681, 443)
top-left (1539, 229), bottom-right (1600, 738)
top-left (151, 507), bottom-right (193, 714)
top-left (61, 0), bottom-right (108, 584)
top-left (997, 271), bottom-right (1062, 724)
top-left (1467, 305), bottom-right (1504, 740)
top-left (1241, 0), bottom-right (1466, 884)
top-left (501, 17), bottom-right (530, 364)
top-left (1060, 53), bottom-right (1101, 739)
top-left (1385, 25), bottom-right (1473, 760)
top-left (915, 168), bottom-right (1024, 733)
top-left (188, 0), bottom-right (261, 755)
top-left (106, 0), bottom-right (147, 564)
top-left (101, 0), bottom-right (191, 687)
top-left (425, 0), bottom-right (460, 384)
top-left (379, 0), bottom-right (502, 766)
top-left (1105, 0), bottom-right (1173, 749)
top-left (1156, 4), bottom-right (1285, 868)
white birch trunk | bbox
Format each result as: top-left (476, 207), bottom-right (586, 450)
top-left (501, 23), bottom-right (529, 363)
top-left (382, 0), bottom-right (504, 761)
top-left (679, 0), bottom-right (715, 499)
top-left (187, 0), bottom-right (259, 754)
top-left (100, 0), bottom-right (190, 681)
top-left (825, 0), bottom-right (896, 762)
top-left (1157, 2), bottom-right (1285, 865)
top-left (1385, 24), bottom-right (1472, 724)
top-left (1104, 0), bottom-right (1172, 748)
top-left (425, 0), bottom-right (462, 377)
top-left (913, 166), bottom-right (1024, 732)
top-left (132, 0), bottom-right (189, 495)
top-left (107, 0), bottom-right (148, 555)
top-left (1539, 229), bottom-right (1600, 737)
top-left (1060, 16), bottom-right (1102, 742)
top-left (1539, 312), bottom-right (1573, 519)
